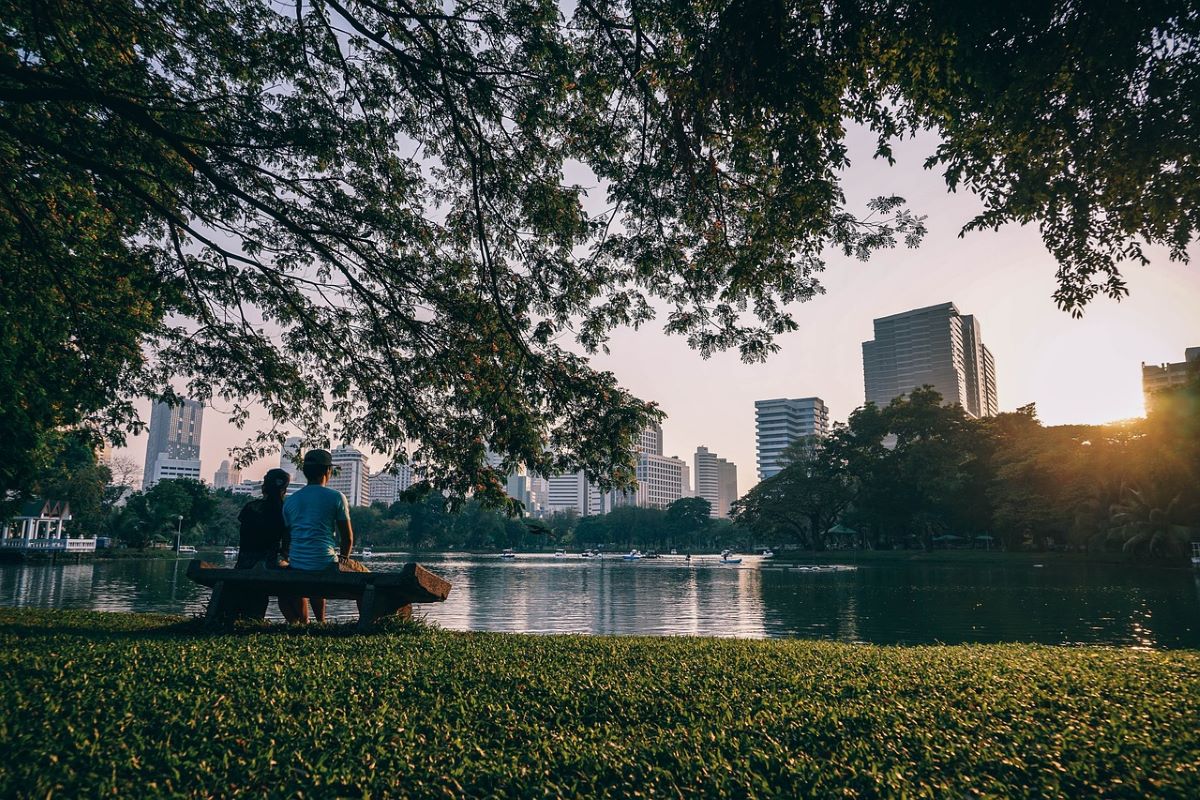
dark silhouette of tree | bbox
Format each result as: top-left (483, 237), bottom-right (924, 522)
top-left (4, 1), bottom-right (1196, 502)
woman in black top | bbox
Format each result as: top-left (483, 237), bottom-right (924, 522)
top-left (236, 468), bottom-right (291, 569)
top-left (233, 468), bottom-right (301, 621)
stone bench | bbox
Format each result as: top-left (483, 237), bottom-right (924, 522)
top-left (186, 559), bottom-right (451, 630)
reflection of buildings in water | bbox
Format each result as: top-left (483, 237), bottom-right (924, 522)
top-left (836, 592), bottom-right (861, 644)
top-left (689, 564), bottom-right (766, 638)
top-left (731, 567), bottom-right (766, 638)
top-left (590, 561), bottom-right (617, 634)
top-left (671, 570), bottom-right (701, 636)
top-left (468, 562), bottom-right (531, 633)
top-left (0, 563), bottom-right (95, 609)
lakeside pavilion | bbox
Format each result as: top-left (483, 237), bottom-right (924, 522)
top-left (0, 500), bottom-right (95, 553)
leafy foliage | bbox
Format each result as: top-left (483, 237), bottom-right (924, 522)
top-left (113, 479), bottom-right (217, 549)
top-left (735, 381), bottom-right (1200, 562)
top-left (5, 1), bottom-right (1196, 505)
top-left (1, 608), bottom-right (1198, 797)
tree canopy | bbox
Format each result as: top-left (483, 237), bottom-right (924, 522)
top-left (733, 378), bottom-right (1200, 562)
top-left (3, 0), bottom-right (1196, 501)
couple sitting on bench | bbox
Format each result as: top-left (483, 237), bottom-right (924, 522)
top-left (237, 448), bottom-right (368, 623)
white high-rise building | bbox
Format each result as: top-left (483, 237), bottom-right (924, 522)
top-left (142, 398), bottom-right (203, 489)
top-left (212, 460), bottom-right (241, 490)
top-left (755, 397), bottom-right (829, 480)
top-left (368, 466), bottom-right (413, 506)
top-left (862, 302), bottom-right (998, 418)
top-left (632, 455), bottom-right (691, 508)
top-left (694, 446), bottom-right (737, 518)
top-left (329, 445), bottom-right (370, 507)
top-left (615, 422), bottom-right (691, 509)
top-left (545, 471), bottom-right (607, 516)
top-left (525, 474), bottom-right (549, 517)
top-left (279, 436), bottom-right (304, 483)
top-left (232, 479), bottom-right (303, 498)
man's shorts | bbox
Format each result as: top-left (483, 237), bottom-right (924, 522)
top-left (286, 558), bottom-right (370, 573)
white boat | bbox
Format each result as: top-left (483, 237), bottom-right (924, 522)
top-left (554, 549), bottom-right (566, 558)
top-left (223, 546), bottom-right (239, 559)
top-left (178, 545), bottom-right (197, 555)
top-left (579, 549), bottom-right (598, 559)
top-left (622, 550), bottom-right (643, 561)
top-left (362, 547), bottom-right (375, 558)
top-left (761, 549), bottom-right (775, 559)
top-left (1191, 542), bottom-right (1200, 570)
top-left (499, 549), bottom-right (516, 559)
top-left (719, 549), bottom-right (742, 565)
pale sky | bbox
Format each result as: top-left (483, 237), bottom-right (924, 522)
top-left (113, 126), bottom-right (1199, 492)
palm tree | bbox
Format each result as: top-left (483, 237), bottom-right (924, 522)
top-left (1107, 485), bottom-right (1188, 558)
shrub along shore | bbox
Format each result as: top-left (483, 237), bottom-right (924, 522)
top-left (1, 609), bottom-right (1197, 798)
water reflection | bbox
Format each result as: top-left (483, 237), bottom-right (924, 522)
top-left (0, 555), bottom-right (1197, 648)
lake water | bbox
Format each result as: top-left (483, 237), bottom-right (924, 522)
top-left (2, 553), bottom-right (1198, 648)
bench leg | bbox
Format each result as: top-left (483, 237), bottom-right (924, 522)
top-left (373, 596), bottom-right (413, 623)
top-left (204, 581), bottom-right (226, 626)
top-left (357, 585), bottom-right (377, 631)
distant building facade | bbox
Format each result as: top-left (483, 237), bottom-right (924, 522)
top-left (142, 398), bottom-right (204, 489)
top-left (755, 397), bottom-right (829, 481)
top-left (545, 472), bottom-right (607, 516)
top-left (279, 436), bottom-right (304, 484)
top-left (862, 302), bottom-right (998, 418)
top-left (626, 423), bottom-right (691, 509)
top-left (329, 445), bottom-right (371, 507)
top-left (1143, 347), bottom-right (1200, 414)
top-left (368, 467), bottom-right (414, 506)
top-left (212, 460), bottom-right (241, 490)
top-left (694, 446), bottom-right (737, 518)
top-left (231, 479), bottom-right (303, 499)
top-left (633, 454), bottom-right (691, 509)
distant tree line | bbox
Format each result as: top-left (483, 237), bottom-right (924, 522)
top-left (734, 377), bottom-right (1200, 563)
top-left (11, 452), bottom-right (729, 552)
top-left (13, 375), bottom-right (1196, 562)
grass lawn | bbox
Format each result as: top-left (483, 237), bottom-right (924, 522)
top-left (1, 609), bottom-right (1197, 798)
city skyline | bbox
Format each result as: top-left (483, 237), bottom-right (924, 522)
top-left (109, 127), bottom-right (1200, 494)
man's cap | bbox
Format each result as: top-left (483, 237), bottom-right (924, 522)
top-left (263, 468), bottom-right (291, 493)
top-left (302, 449), bottom-right (333, 468)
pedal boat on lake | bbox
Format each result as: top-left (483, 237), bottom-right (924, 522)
top-left (622, 550), bottom-right (644, 561)
top-left (499, 549), bottom-right (517, 559)
top-left (719, 549), bottom-right (743, 565)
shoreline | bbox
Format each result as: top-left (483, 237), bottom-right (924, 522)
top-left (1, 546), bottom-right (1192, 572)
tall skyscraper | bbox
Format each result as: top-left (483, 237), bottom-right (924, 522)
top-left (1142, 346), bottom-right (1200, 414)
top-left (142, 398), bottom-right (204, 488)
top-left (279, 436), bottom-right (304, 483)
top-left (862, 302), bottom-right (998, 418)
top-left (755, 397), bottom-right (828, 481)
top-left (694, 446), bottom-right (737, 518)
top-left (212, 460), bottom-right (241, 490)
top-left (329, 445), bottom-right (370, 507)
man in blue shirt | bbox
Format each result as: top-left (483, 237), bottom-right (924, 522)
top-left (282, 448), bottom-right (368, 622)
